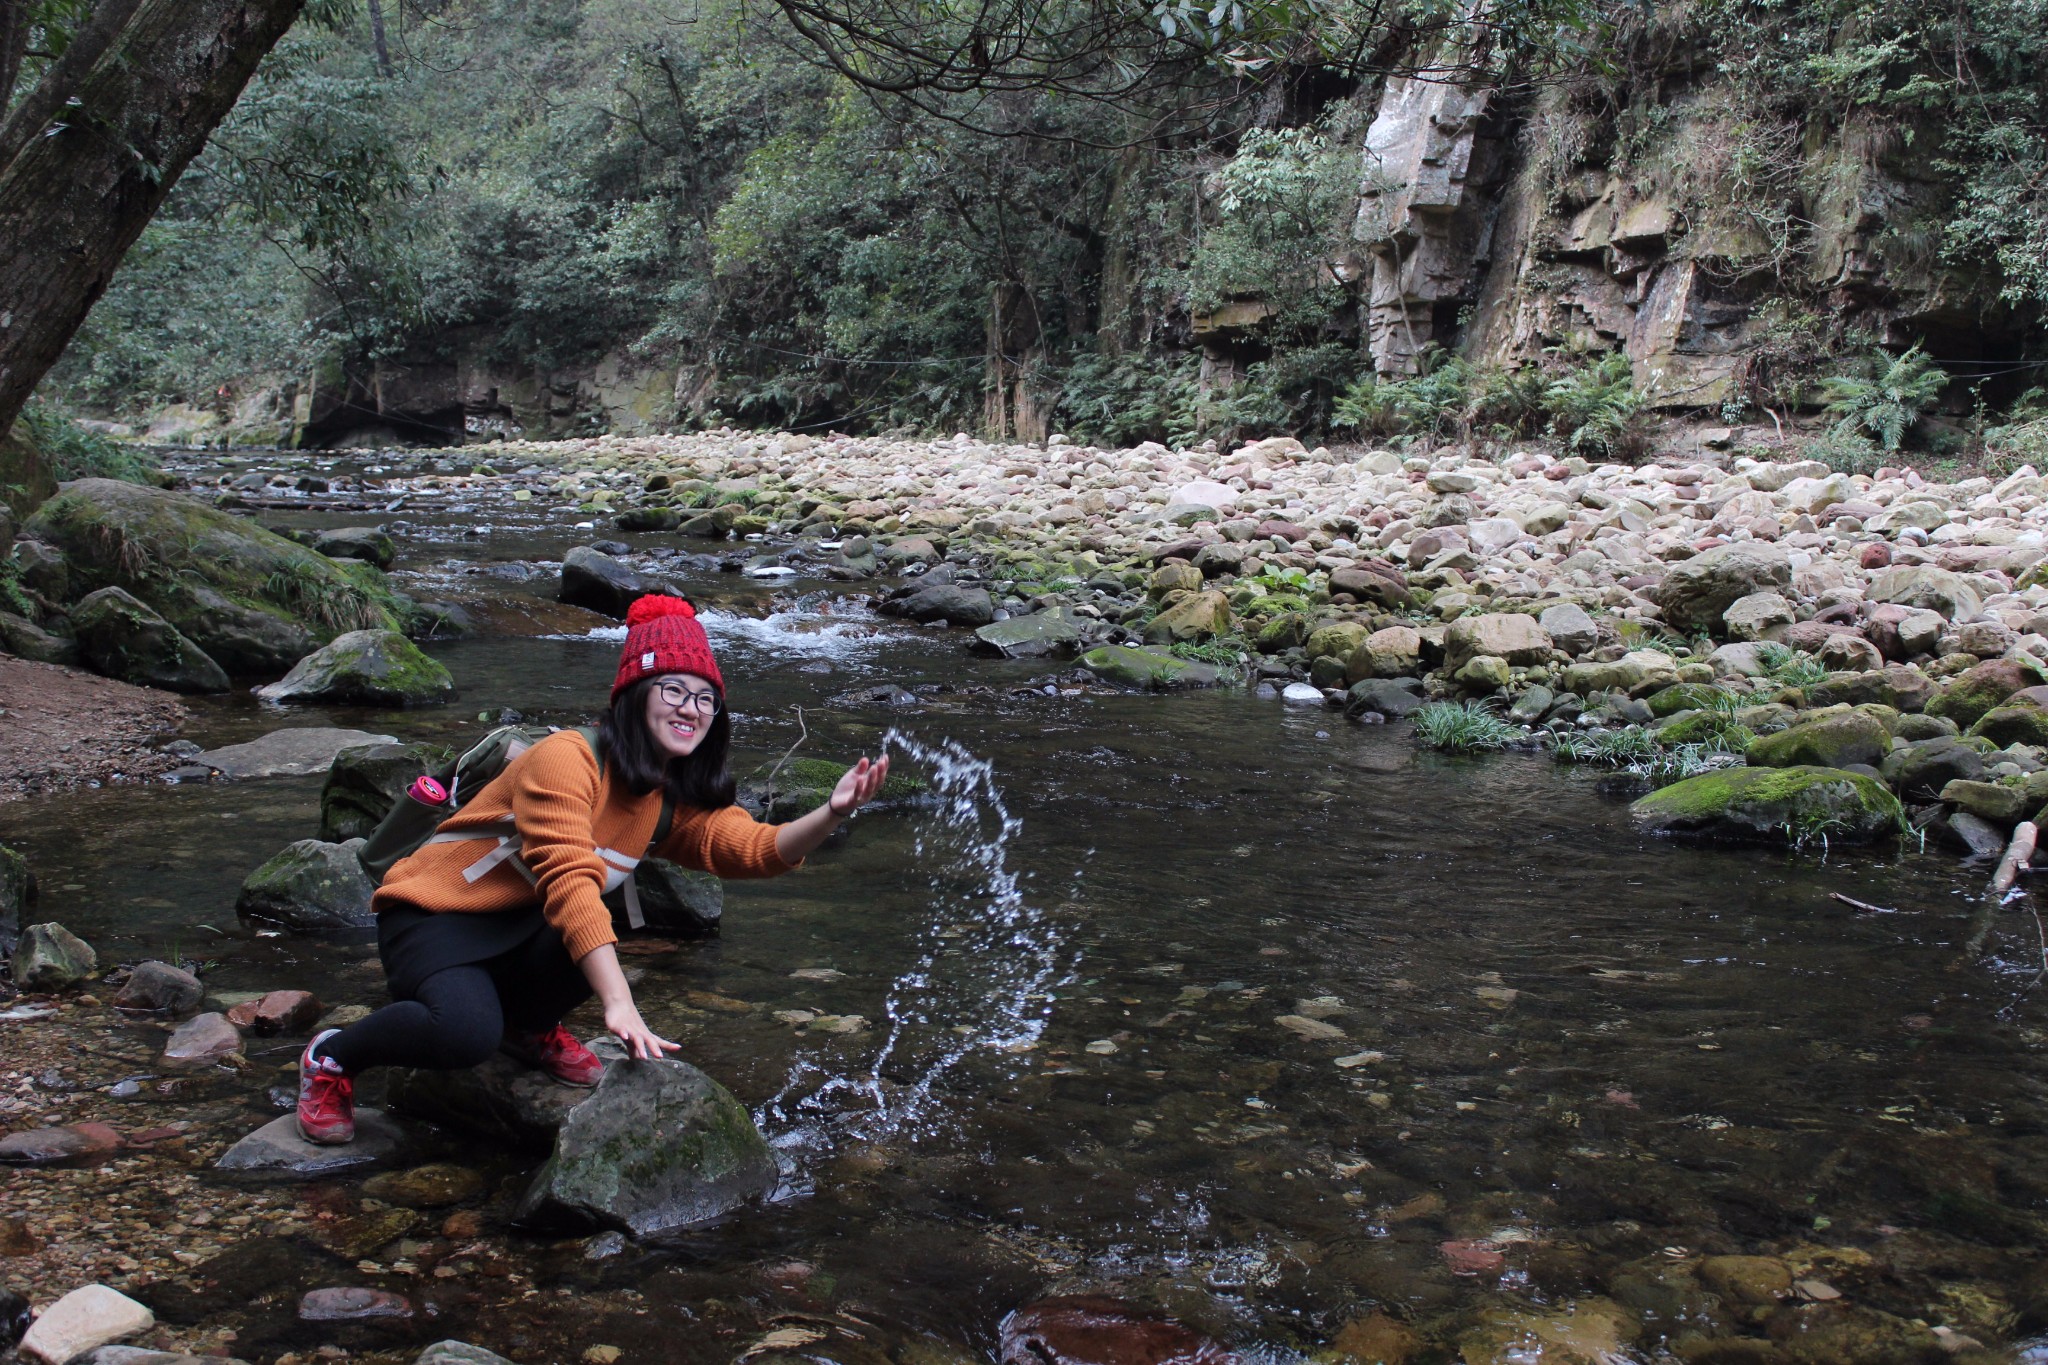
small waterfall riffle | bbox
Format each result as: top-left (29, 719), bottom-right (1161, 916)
top-left (760, 728), bottom-right (1077, 1151)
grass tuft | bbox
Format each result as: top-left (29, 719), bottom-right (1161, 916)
top-left (1413, 699), bottom-right (1526, 752)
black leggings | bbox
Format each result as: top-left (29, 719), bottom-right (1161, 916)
top-left (316, 927), bottom-right (593, 1074)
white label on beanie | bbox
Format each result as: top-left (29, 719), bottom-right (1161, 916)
top-left (641, 652), bottom-right (656, 670)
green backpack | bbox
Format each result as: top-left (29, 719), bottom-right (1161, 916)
top-left (357, 725), bottom-right (676, 931)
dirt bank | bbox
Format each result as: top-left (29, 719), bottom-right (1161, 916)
top-left (0, 657), bottom-right (186, 802)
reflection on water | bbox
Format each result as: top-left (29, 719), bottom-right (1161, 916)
top-left (7, 462), bottom-right (2048, 1359)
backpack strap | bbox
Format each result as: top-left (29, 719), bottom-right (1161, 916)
top-left (573, 725), bottom-right (675, 932)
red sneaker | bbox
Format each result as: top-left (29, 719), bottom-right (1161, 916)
top-left (502, 1024), bottom-right (605, 1087)
top-left (297, 1028), bottom-right (355, 1145)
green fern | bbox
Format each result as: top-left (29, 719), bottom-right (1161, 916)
top-left (1820, 344), bottom-right (1948, 451)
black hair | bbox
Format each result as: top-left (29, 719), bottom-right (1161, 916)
top-left (599, 675), bottom-right (738, 810)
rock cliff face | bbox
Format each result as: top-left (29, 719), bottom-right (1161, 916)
top-left (1350, 58), bottom-right (2027, 401)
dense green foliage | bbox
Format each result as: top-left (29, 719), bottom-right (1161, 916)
top-left (35, 0), bottom-right (2048, 445)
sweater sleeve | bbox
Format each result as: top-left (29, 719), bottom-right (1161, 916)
top-left (660, 803), bottom-right (801, 879)
top-left (511, 737), bottom-right (617, 962)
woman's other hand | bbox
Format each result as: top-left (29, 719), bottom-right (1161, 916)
top-left (828, 755), bottom-right (891, 816)
top-left (603, 997), bottom-right (680, 1060)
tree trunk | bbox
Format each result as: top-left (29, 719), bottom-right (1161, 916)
top-left (0, 0), bottom-right (150, 176)
top-left (0, 0), bottom-right (30, 120)
top-left (0, 0), bottom-right (305, 435)
top-left (366, 0), bottom-right (392, 77)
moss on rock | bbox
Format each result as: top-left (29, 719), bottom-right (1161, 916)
top-left (1745, 710), bottom-right (1890, 770)
top-left (1631, 765), bottom-right (1903, 844)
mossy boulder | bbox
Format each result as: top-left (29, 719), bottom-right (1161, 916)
top-left (318, 741), bottom-right (455, 841)
top-left (623, 861), bottom-right (723, 937)
top-left (1631, 766), bottom-right (1903, 844)
top-left (515, 1055), bottom-right (779, 1237)
top-left (1651, 710), bottom-right (1754, 748)
top-left (256, 630), bottom-right (455, 707)
top-left (23, 479), bottom-right (404, 673)
top-left (972, 611), bottom-right (1083, 659)
top-left (1305, 620), bottom-right (1370, 662)
top-left (878, 582), bottom-right (997, 628)
top-left (1971, 704), bottom-right (2048, 749)
top-left (314, 527), bottom-right (397, 569)
top-left (1880, 736), bottom-right (1986, 802)
top-left (1927, 658), bottom-right (2043, 730)
top-left (1653, 543), bottom-right (1792, 635)
top-left (1745, 710), bottom-right (1890, 770)
top-left (739, 756), bottom-right (927, 822)
top-left (1143, 590), bottom-right (1232, 645)
top-left (12, 921), bottom-right (96, 990)
top-left (237, 838), bottom-right (376, 930)
top-left (1646, 683), bottom-right (1733, 718)
top-left (1940, 779), bottom-right (2029, 825)
top-left (1081, 644), bottom-right (1224, 691)
top-left (1254, 612), bottom-right (1311, 653)
top-left (70, 586), bottom-right (230, 693)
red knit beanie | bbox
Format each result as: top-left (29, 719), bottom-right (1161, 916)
top-left (613, 595), bottom-right (724, 699)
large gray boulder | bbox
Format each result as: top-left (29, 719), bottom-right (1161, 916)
top-left (314, 527), bottom-right (396, 569)
top-left (22, 479), bottom-right (400, 672)
top-left (1445, 612), bottom-right (1553, 670)
top-left (71, 587), bottom-right (229, 693)
top-left (972, 611), bottom-right (1083, 659)
top-left (256, 630), bottom-right (454, 707)
top-left (1079, 644), bottom-right (1223, 691)
top-left (1745, 710), bottom-right (1890, 770)
top-left (1631, 766), bottom-right (1903, 844)
top-left (1538, 602), bottom-right (1599, 656)
top-left (878, 582), bottom-right (997, 627)
top-left (236, 839), bottom-right (376, 930)
top-left (198, 726), bottom-right (399, 779)
top-left (216, 1110), bottom-right (405, 1175)
top-left (1866, 564), bottom-right (1983, 622)
top-left (1652, 544), bottom-right (1792, 636)
top-left (12, 921), bottom-right (95, 991)
top-left (560, 546), bottom-right (675, 618)
top-left (1880, 736), bottom-right (1988, 802)
top-left (515, 1056), bottom-right (778, 1237)
top-left (0, 608), bottom-right (78, 665)
top-left (387, 1053), bottom-right (593, 1151)
top-left (318, 741), bottom-right (451, 841)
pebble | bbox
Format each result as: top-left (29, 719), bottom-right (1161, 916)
top-left (298, 1287), bottom-right (413, 1321)
top-left (158, 1013), bottom-right (241, 1067)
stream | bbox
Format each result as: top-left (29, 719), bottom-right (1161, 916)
top-left (5, 448), bottom-right (2048, 1363)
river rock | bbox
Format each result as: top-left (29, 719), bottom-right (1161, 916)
top-left (1349, 626), bottom-right (1423, 681)
top-left (625, 860), bottom-right (723, 937)
top-left (387, 1050), bottom-right (603, 1150)
top-left (1458, 1297), bottom-right (1636, 1365)
top-left (1722, 591), bottom-right (1796, 642)
top-left (1170, 480), bottom-right (1237, 510)
top-left (215, 1109), bottom-right (405, 1174)
top-left (314, 527), bottom-right (396, 569)
top-left (1940, 779), bottom-right (2028, 825)
top-left (160, 1013), bottom-right (242, 1068)
top-left (17, 1285), bottom-right (154, 1365)
top-left (197, 726), bottom-right (398, 779)
top-left (559, 546), bottom-right (675, 617)
top-left (1446, 612), bottom-right (1552, 670)
top-left (112, 961), bottom-right (203, 1015)
top-left (1560, 649), bottom-right (1681, 696)
top-left (1762, 1303), bottom-right (1942, 1364)
top-left (13, 922), bottom-right (95, 991)
top-left (255, 630), bottom-right (455, 707)
top-left (1926, 658), bottom-right (2041, 729)
top-left (1326, 562), bottom-right (1411, 609)
top-left (1866, 564), bottom-right (1983, 622)
top-left (299, 1288), bottom-right (412, 1322)
top-left (1080, 645), bottom-right (1222, 690)
top-left (515, 1057), bottom-right (778, 1237)
top-left (1305, 621), bottom-right (1369, 662)
top-left (1539, 602), bottom-right (1599, 656)
top-left (1149, 561), bottom-right (1202, 597)
top-left (318, 741), bottom-right (450, 841)
top-left (1141, 590), bottom-right (1231, 645)
top-left (0, 609), bottom-right (78, 665)
top-left (878, 582), bottom-right (997, 627)
top-left (0, 1121), bottom-right (124, 1165)
top-left (361, 1163), bottom-right (487, 1208)
top-left (999, 1295), bottom-right (1236, 1365)
top-left (1632, 766), bottom-right (1903, 843)
top-left (236, 839), bottom-right (376, 931)
top-left (0, 842), bottom-right (31, 959)
top-left (1345, 678), bottom-right (1426, 719)
top-left (412, 1345), bottom-right (514, 1365)
top-left (1880, 736), bottom-right (1987, 802)
top-left (1972, 704), bottom-right (2048, 748)
top-left (1654, 543), bottom-right (1792, 636)
top-left (973, 611), bottom-right (1083, 658)
top-left (76, 1348), bottom-right (251, 1365)
top-left (71, 587), bottom-right (230, 693)
top-left (225, 989), bottom-right (323, 1035)
top-left (1746, 710), bottom-right (1890, 770)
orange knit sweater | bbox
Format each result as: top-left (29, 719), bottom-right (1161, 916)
top-left (372, 729), bottom-right (796, 962)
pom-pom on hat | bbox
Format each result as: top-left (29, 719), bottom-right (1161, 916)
top-left (613, 594), bottom-right (724, 700)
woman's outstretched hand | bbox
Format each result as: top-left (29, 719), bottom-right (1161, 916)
top-left (774, 754), bottom-right (892, 864)
top-left (604, 997), bottom-right (680, 1061)
top-left (828, 754), bottom-right (891, 816)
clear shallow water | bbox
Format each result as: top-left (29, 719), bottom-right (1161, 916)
top-left (5, 455), bottom-right (2048, 1362)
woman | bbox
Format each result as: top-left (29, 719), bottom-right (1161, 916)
top-left (296, 593), bottom-right (889, 1144)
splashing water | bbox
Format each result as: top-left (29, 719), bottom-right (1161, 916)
top-left (559, 596), bottom-right (890, 663)
top-left (761, 728), bottom-right (1077, 1145)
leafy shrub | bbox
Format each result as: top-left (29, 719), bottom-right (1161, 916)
top-left (1543, 352), bottom-right (1653, 461)
top-left (1799, 427), bottom-right (1885, 475)
top-left (1055, 352), bottom-right (1202, 448)
top-left (1755, 642), bottom-right (1828, 689)
top-left (1984, 387), bottom-right (2048, 477)
top-left (1468, 364), bottom-right (1550, 439)
top-left (16, 405), bottom-right (161, 484)
top-left (1332, 345), bottom-right (1471, 440)
top-left (1413, 699), bottom-right (1525, 752)
top-left (1820, 344), bottom-right (1948, 450)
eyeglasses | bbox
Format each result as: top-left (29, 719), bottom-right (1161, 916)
top-left (655, 681), bottom-right (722, 715)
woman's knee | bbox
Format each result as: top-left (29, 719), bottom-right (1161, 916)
top-left (414, 971), bottom-right (504, 1068)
